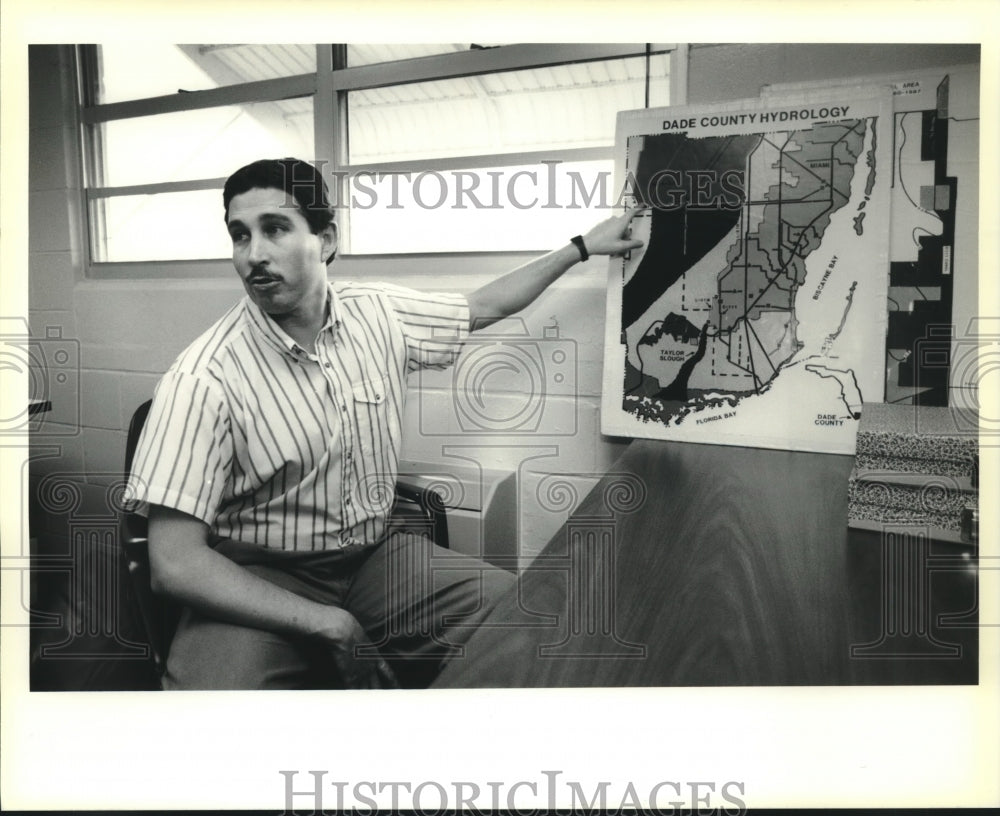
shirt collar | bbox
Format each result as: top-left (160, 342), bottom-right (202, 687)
top-left (244, 282), bottom-right (342, 359)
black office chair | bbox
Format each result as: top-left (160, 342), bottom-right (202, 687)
top-left (119, 399), bottom-right (450, 680)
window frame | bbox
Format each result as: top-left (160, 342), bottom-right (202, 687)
top-left (79, 43), bottom-right (685, 276)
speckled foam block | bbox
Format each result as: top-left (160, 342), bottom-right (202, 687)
top-left (848, 404), bottom-right (979, 542)
top-left (848, 467), bottom-right (976, 516)
top-left (855, 402), bottom-right (978, 476)
top-left (846, 503), bottom-right (970, 541)
top-left (854, 452), bottom-right (974, 477)
top-left (848, 498), bottom-right (975, 534)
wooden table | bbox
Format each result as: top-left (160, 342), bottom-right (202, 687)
top-left (432, 439), bottom-right (978, 687)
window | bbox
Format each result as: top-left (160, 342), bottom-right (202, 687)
top-left (79, 44), bottom-right (676, 269)
top-left (92, 43), bottom-right (317, 104)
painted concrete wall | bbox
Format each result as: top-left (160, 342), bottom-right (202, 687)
top-left (686, 43), bottom-right (980, 103)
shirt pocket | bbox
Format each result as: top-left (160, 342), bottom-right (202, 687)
top-left (351, 374), bottom-right (388, 406)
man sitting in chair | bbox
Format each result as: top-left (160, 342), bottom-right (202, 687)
top-left (125, 157), bottom-right (642, 690)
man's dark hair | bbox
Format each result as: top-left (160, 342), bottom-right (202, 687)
top-left (223, 158), bottom-right (335, 235)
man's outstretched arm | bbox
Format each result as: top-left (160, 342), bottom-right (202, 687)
top-left (466, 208), bottom-right (644, 331)
top-left (147, 504), bottom-right (396, 688)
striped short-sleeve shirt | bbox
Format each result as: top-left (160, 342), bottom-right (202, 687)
top-left (125, 280), bottom-right (469, 552)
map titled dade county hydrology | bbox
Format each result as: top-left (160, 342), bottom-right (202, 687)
top-left (602, 92), bottom-right (894, 453)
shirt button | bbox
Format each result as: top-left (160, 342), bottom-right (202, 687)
top-left (345, 497), bottom-right (352, 506)
top-left (324, 363), bottom-right (332, 369)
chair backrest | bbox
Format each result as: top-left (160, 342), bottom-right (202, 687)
top-left (122, 399), bottom-right (151, 544)
top-left (120, 399), bottom-right (176, 679)
top-left (124, 400), bottom-right (152, 481)
top-left (392, 477), bottom-right (449, 550)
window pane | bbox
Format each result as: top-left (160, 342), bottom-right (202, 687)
top-left (346, 44), bottom-right (505, 67)
top-left (346, 54), bottom-right (669, 164)
top-left (98, 99), bottom-right (314, 187)
top-left (96, 189), bottom-right (231, 262)
top-left (95, 44), bottom-right (316, 104)
top-left (347, 160), bottom-right (618, 254)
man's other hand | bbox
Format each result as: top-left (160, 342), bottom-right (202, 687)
top-left (581, 207), bottom-right (647, 257)
top-left (315, 607), bottom-right (399, 689)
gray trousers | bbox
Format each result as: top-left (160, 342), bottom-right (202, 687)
top-left (162, 532), bottom-right (515, 690)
